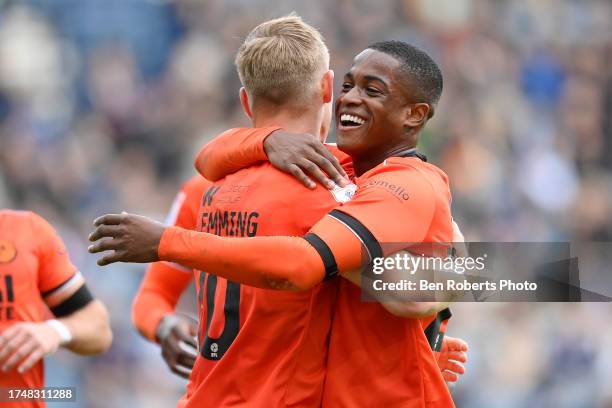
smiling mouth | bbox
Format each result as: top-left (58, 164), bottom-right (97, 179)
top-left (339, 114), bottom-right (367, 128)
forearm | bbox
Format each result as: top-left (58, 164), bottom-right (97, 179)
top-left (59, 300), bottom-right (112, 355)
top-left (159, 227), bottom-right (325, 290)
top-left (132, 262), bottom-right (192, 342)
top-left (342, 250), bottom-right (463, 317)
top-left (195, 127), bottom-right (279, 180)
top-left (132, 292), bottom-right (169, 343)
top-left (341, 269), bottom-right (449, 317)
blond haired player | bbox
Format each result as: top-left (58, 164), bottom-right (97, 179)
top-left (92, 15), bottom-right (466, 407)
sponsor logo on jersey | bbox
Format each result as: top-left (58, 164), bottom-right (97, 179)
top-left (0, 240), bottom-right (16, 264)
top-left (363, 180), bottom-right (410, 201)
top-left (330, 183), bottom-right (357, 203)
top-left (202, 186), bottom-right (221, 206)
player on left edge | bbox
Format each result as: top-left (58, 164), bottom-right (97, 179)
top-left (0, 210), bottom-right (112, 408)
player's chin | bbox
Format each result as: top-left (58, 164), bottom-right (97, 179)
top-left (336, 123), bottom-right (369, 152)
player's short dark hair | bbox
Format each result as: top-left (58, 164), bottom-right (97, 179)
top-left (368, 40), bottom-right (443, 107)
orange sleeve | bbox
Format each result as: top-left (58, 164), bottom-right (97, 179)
top-left (194, 127), bottom-right (281, 181)
top-left (131, 261), bottom-right (193, 342)
top-left (157, 166), bottom-right (440, 290)
top-left (31, 213), bottom-right (79, 296)
top-left (309, 165), bottom-right (437, 272)
top-left (158, 228), bottom-right (326, 290)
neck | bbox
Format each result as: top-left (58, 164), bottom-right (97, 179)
top-left (252, 105), bottom-right (323, 141)
top-left (352, 142), bottom-right (418, 176)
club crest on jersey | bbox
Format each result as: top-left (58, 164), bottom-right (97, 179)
top-left (0, 240), bottom-right (16, 264)
top-left (329, 183), bottom-right (357, 203)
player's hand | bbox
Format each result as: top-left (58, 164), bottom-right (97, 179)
top-left (264, 130), bottom-right (350, 189)
top-left (88, 213), bottom-right (165, 266)
top-left (451, 219), bottom-right (468, 258)
top-left (0, 322), bottom-right (63, 373)
top-left (156, 314), bottom-right (198, 379)
top-left (437, 336), bottom-right (468, 383)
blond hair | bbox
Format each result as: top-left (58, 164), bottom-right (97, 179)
top-left (235, 14), bottom-right (329, 106)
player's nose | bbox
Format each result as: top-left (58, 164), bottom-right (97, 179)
top-left (339, 86), bottom-right (362, 106)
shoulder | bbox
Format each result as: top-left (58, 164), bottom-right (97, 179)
top-left (351, 158), bottom-right (451, 208)
top-left (182, 175), bottom-right (211, 200)
top-left (370, 158), bottom-right (449, 191)
top-left (4, 210), bottom-right (51, 231)
top-left (9, 211), bottom-right (59, 246)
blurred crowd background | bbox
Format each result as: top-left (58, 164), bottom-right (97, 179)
top-left (0, 0), bottom-right (611, 407)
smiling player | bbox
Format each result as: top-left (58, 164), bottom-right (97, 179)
top-left (90, 17), bottom-right (459, 408)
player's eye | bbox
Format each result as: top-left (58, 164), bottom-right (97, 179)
top-left (365, 87), bottom-right (381, 96)
top-left (341, 82), bottom-right (353, 92)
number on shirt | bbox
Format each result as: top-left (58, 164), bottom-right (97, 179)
top-left (198, 273), bottom-right (240, 360)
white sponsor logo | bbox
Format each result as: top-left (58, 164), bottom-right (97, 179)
top-left (330, 183), bottom-right (357, 203)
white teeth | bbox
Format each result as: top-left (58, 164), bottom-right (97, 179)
top-left (340, 114), bottom-right (365, 125)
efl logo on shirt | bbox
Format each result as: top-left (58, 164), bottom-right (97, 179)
top-left (330, 183), bottom-right (357, 203)
top-left (210, 342), bottom-right (219, 358)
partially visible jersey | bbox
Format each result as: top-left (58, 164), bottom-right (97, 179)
top-left (180, 142), bottom-right (454, 407)
top-left (179, 162), bottom-right (343, 407)
top-left (165, 176), bottom-right (210, 231)
top-left (312, 156), bottom-right (455, 407)
top-left (0, 211), bottom-right (79, 408)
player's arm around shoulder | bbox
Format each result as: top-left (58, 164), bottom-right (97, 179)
top-left (196, 127), bottom-right (349, 188)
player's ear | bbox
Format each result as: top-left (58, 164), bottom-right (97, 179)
top-left (239, 87), bottom-right (253, 120)
top-left (404, 103), bottom-right (430, 128)
top-left (321, 70), bottom-right (334, 103)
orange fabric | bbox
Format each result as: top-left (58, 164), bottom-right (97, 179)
top-left (159, 227), bottom-right (325, 290)
top-left (0, 210), bottom-right (79, 408)
top-left (319, 158), bottom-right (454, 407)
top-left (132, 176), bottom-right (210, 342)
top-left (194, 127), bottom-right (280, 181)
top-left (324, 281), bottom-right (454, 408)
top-left (161, 155), bottom-right (455, 407)
top-left (312, 157), bottom-right (452, 259)
top-left (175, 162), bottom-right (343, 408)
top-left (194, 126), bottom-right (355, 181)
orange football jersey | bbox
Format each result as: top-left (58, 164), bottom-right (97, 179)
top-left (167, 128), bottom-right (456, 406)
top-left (178, 161), bottom-right (343, 408)
top-left (0, 210), bottom-right (81, 408)
top-left (306, 157), bottom-right (454, 407)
